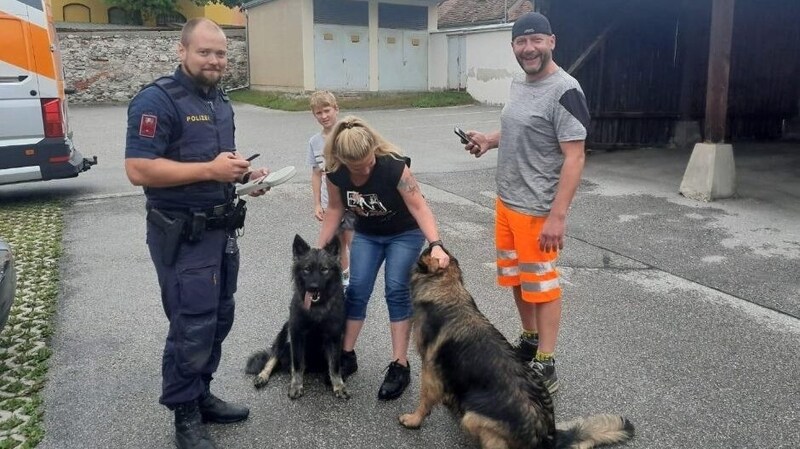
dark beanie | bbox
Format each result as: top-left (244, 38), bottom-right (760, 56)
top-left (511, 12), bottom-right (553, 39)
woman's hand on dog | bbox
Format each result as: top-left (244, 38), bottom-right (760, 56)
top-left (430, 246), bottom-right (450, 269)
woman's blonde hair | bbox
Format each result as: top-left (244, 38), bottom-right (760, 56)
top-left (323, 115), bottom-right (402, 172)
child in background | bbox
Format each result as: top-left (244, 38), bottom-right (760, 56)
top-left (307, 91), bottom-right (354, 286)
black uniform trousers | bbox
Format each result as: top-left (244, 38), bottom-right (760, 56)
top-left (146, 223), bottom-right (239, 407)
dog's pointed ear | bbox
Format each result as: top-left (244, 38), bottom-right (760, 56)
top-left (323, 237), bottom-right (340, 258)
top-left (415, 247), bottom-right (431, 273)
top-left (416, 256), bottom-right (429, 273)
top-left (293, 234), bottom-right (311, 258)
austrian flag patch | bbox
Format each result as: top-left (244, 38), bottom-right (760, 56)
top-left (139, 114), bottom-right (158, 138)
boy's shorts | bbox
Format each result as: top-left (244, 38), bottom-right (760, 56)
top-left (339, 210), bottom-right (355, 232)
top-left (495, 198), bottom-right (561, 304)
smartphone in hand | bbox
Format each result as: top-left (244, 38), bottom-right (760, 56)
top-left (454, 126), bottom-right (472, 144)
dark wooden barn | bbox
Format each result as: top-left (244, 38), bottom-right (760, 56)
top-left (536, 0), bottom-right (800, 149)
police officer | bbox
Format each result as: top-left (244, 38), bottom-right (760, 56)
top-left (124, 18), bottom-right (268, 449)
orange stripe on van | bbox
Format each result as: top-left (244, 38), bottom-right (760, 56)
top-left (0, 11), bottom-right (56, 80)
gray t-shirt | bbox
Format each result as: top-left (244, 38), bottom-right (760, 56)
top-left (306, 132), bottom-right (329, 207)
top-left (497, 69), bottom-right (590, 215)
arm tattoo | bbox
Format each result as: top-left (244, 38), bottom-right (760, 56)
top-left (398, 173), bottom-right (420, 195)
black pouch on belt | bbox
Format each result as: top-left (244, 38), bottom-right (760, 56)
top-left (146, 209), bottom-right (186, 267)
top-left (227, 199), bottom-right (247, 231)
top-left (188, 212), bottom-right (207, 243)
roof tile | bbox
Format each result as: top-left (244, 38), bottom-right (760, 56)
top-left (438, 0), bottom-right (533, 29)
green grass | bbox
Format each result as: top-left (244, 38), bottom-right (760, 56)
top-left (0, 200), bottom-right (63, 449)
top-left (228, 89), bottom-right (475, 111)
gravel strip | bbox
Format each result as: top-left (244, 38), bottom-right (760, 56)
top-left (0, 201), bottom-right (63, 449)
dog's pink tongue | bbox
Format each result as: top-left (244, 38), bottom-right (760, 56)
top-left (303, 292), bottom-right (313, 310)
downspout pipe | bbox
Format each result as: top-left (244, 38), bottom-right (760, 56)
top-left (227, 6), bottom-right (250, 92)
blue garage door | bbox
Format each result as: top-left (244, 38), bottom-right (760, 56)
top-left (378, 4), bottom-right (429, 90)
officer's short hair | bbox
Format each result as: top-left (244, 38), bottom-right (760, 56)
top-left (310, 91), bottom-right (338, 111)
top-left (181, 18), bottom-right (224, 48)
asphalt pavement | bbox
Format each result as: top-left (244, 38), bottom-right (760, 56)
top-left (2, 103), bottom-right (798, 448)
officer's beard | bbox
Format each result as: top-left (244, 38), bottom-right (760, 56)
top-left (184, 65), bottom-right (223, 91)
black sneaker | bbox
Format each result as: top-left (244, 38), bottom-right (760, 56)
top-left (529, 358), bottom-right (559, 394)
top-left (341, 350), bottom-right (358, 380)
top-left (378, 360), bottom-right (410, 400)
top-left (511, 333), bottom-right (538, 362)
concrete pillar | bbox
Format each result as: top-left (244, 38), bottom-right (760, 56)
top-left (681, 0), bottom-right (737, 201)
top-left (679, 143), bottom-right (736, 201)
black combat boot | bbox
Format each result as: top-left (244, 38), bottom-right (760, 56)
top-left (199, 389), bottom-right (250, 424)
top-left (174, 400), bottom-right (217, 449)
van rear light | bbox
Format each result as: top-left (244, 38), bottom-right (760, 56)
top-left (41, 99), bottom-right (65, 138)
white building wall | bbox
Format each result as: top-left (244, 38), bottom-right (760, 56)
top-left (428, 32), bottom-right (448, 90)
top-left (429, 24), bottom-right (520, 105)
top-left (300, 0), bottom-right (314, 91)
top-left (247, 0), bottom-right (306, 91)
top-left (466, 28), bottom-right (518, 105)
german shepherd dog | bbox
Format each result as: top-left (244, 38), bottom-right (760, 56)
top-left (245, 234), bottom-right (349, 400)
top-left (399, 247), bottom-right (634, 449)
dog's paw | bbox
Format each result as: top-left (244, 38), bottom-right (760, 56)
top-left (288, 383), bottom-right (304, 399)
top-left (333, 385), bottom-right (350, 400)
top-left (399, 413), bottom-right (423, 429)
top-left (254, 375), bottom-right (270, 389)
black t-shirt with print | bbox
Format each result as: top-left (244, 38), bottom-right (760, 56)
top-left (327, 155), bottom-right (418, 236)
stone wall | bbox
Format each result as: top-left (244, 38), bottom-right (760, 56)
top-left (58, 29), bottom-right (247, 104)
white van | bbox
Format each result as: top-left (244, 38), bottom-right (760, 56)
top-left (0, 0), bottom-right (96, 186)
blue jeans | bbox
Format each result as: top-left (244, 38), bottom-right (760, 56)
top-left (345, 228), bottom-right (425, 322)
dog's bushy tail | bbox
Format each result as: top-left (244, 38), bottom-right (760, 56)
top-left (555, 414), bottom-right (634, 449)
top-left (245, 321), bottom-right (291, 375)
top-left (245, 350), bottom-right (270, 375)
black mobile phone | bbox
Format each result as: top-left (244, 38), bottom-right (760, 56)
top-left (454, 127), bottom-right (471, 144)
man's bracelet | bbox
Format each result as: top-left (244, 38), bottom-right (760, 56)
top-left (428, 240), bottom-right (444, 250)
top-left (241, 172), bottom-right (252, 184)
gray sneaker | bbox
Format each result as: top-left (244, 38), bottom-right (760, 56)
top-left (529, 358), bottom-right (559, 394)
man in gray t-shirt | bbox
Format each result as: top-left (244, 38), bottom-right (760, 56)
top-left (463, 12), bottom-right (590, 394)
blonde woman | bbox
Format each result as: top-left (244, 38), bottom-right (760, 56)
top-left (317, 116), bottom-right (449, 400)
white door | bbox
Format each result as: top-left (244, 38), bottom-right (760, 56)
top-left (378, 29), bottom-right (427, 91)
top-left (314, 25), bottom-right (369, 91)
top-left (447, 34), bottom-right (466, 90)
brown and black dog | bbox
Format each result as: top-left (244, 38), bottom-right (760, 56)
top-left (399, 246), bottom-right (634, 449)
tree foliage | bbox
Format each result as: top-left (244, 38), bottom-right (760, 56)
top-left (105, 0), bottom-right (243, 23)
top-left (197, 0), bottom-right (243, 8)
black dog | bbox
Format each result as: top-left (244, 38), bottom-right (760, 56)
top-left (245, 234), bottom-right (349, 399)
